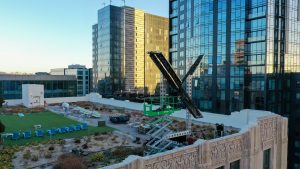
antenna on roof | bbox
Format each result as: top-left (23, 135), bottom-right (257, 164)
top-left (110, 0), bottom-right (112, 5)
top-left (121, 0), bottom-right (125, 6)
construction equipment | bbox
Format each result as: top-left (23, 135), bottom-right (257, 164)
top-left (144, 96), bottom-right (181, 117)
top-left (109, 115), bottom-right (130, 124)
top-left (143, 52), bottom-right (204, 156)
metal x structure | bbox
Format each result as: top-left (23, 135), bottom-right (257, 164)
top-left (148, 52), bottom-right (204, 118)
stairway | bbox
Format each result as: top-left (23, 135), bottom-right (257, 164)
top-left (144, 116), bottom-right (183, 156)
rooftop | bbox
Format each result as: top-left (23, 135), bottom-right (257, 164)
top-left (88, 93), bottom-right (276, 131)
top-left (0, 74), bottom-right (77, 81)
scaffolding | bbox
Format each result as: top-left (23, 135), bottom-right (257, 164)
top-left (143, 96), bottom-right (191, 155)
top-left (143, 52), bottom-right (204, 155)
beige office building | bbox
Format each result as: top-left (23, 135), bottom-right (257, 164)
top-left (124, 7), bottom-right (169, 95)
top-left (144, 14), bottom-right (169, 95)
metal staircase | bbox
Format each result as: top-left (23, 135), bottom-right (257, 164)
top-left (143, 52), bottom-right (204, 156)
top-left (144, 116), bottom-right (186, 156)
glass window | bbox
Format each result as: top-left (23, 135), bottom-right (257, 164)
top-left (296, 81), bottom-right (300, 89)
top-left (297, 93), bottom-right (300, 100)
top-left (180, 5), bottom-right (184, 11)
top-left (298, 0), bottom-right (300, 21)
top-left (295, 141), bottom-right (300, 148)
top-left (295, 163), bottom-right (300, 169)
top-left (268, 80), bottom-right (275, 90)
top-left (263, 149), bottom-right (271, 169)
top-left (230, 160), bottom-right (240, 169)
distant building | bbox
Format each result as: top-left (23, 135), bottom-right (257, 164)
top-left (92, 5), bottom-right (169, 96)
top-left (0, 74), bottom-right (77, 99)
top-left (92, 24), bottom-right (99, 90)
top-left (35, 72), bottom-right (50, 75)
top-left (49, 68), bottom-right (65, 75)
top-left (50, 65), bottom-right (92, 96)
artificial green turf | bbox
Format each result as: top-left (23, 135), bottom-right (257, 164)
top-left (0, 111), bottom-right (113, 146)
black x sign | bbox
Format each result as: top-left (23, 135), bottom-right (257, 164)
top-left (148, 52), bottom-right (203, 118)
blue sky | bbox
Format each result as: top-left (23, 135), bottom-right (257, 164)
top-left (0, 0), bottom-right (168, 73)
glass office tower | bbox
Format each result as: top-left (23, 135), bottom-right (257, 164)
top-left (144, 14), bottom-right (169, 95)
top-left (170, 0), bottom-right (247, 114)
top-left (93, 5), bottom-right (169, 96)
top-left (170, 0), bottom-right (300, 113)
top-left (93, 5), bottom-right (124, 96)
top-left (170, 0), bottom-right (300, 167)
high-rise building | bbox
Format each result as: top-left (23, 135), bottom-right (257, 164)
top-left (92, 5), bottom-right (169, 96)
top-left (92, 24), bottom-right (98, 90)
top-left (169, 0), bottom-right (300, 167)
top-left (145, 14), bottom-right (170, 95)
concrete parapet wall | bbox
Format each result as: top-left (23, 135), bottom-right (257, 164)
top-left (102, 115), bottom-right (288, 169)
top-left (4, 93), bottom-right (142, 110)
top-left (4, 96), bottom-right (87, 106)
top-left (45, 96), bottom-right (87, 104)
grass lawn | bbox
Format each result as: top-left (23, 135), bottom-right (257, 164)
top-left (0, 111), bottom-right (113, 146)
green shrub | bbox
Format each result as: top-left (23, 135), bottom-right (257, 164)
top-left (48, 146), bottom-right (55, 151)
top-left (53, 153), bottom-right (86, 169)
top-left (91, 152), bottom-right (105, 162)
top-left (112, 147), bottom-right (131, 158)
top-left (0, 120), bottom-right (5, 134)
top-left (74, 138), bottom-right (81, 144)
top-left (82, 143), bottom-right (88, 149)
top-left (58, 139), bottom-right (66, 145)
top-left (0, 146), bottom-right (19, 169)
top-left (44, 151), bottom-right (52, 159)
top-left (23, 150), bottom-right (31, 160)
top-left (31, 155), bottom-right (39, 161)
top-left (131, 147), bottom-right (144, 156)
top-left (0, 98), bottom-right (4, 108)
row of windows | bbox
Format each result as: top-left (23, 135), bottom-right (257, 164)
top-left (214, 153), bottom-right (270, 169)
top-left (0, 80), bottom-right (77, 99)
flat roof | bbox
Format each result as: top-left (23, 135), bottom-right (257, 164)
top-left (172, 109), bottom-right (273, 130)
top-left (88, 94), bottom-right (276, 130)
top-left (0, 74), bottom-right (77, 81)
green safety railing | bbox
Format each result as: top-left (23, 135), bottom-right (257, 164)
top-left (143, 96), bottom-right (181, 117)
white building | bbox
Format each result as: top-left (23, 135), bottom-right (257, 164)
top-left (22, 84), bottom-right (44, 108)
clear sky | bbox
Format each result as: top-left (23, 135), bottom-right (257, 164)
top-left (0, 0), bottom-right (168, 73)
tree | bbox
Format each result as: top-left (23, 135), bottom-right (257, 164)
top-left (0, 121), bottom-right (5, 134)
top-left (0, 98), bottom-right (4, 107)
top-left (53, 153), bottom-right (86, 169)
top-left (0, 121), bottom-right (5, 145)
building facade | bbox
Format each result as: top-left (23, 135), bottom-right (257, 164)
top-left (275, 73), bottom-right (300, 168)
top-left (103, 110), bottom-right (288, 169)
top-left (50, 65), bottom-right (92, 96)
top-left (92, 5), bottom-right (169, 96)
top-left (169, 0), bottom-right (300, 167)
top-left (0, 75), bottom-right (77, 99)
top-left (92, 23), bottom-right (99, 90)
top-left (93, 5), bottom-right (124, 96)
top-left (144, 14), bottom-right (170, 95)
